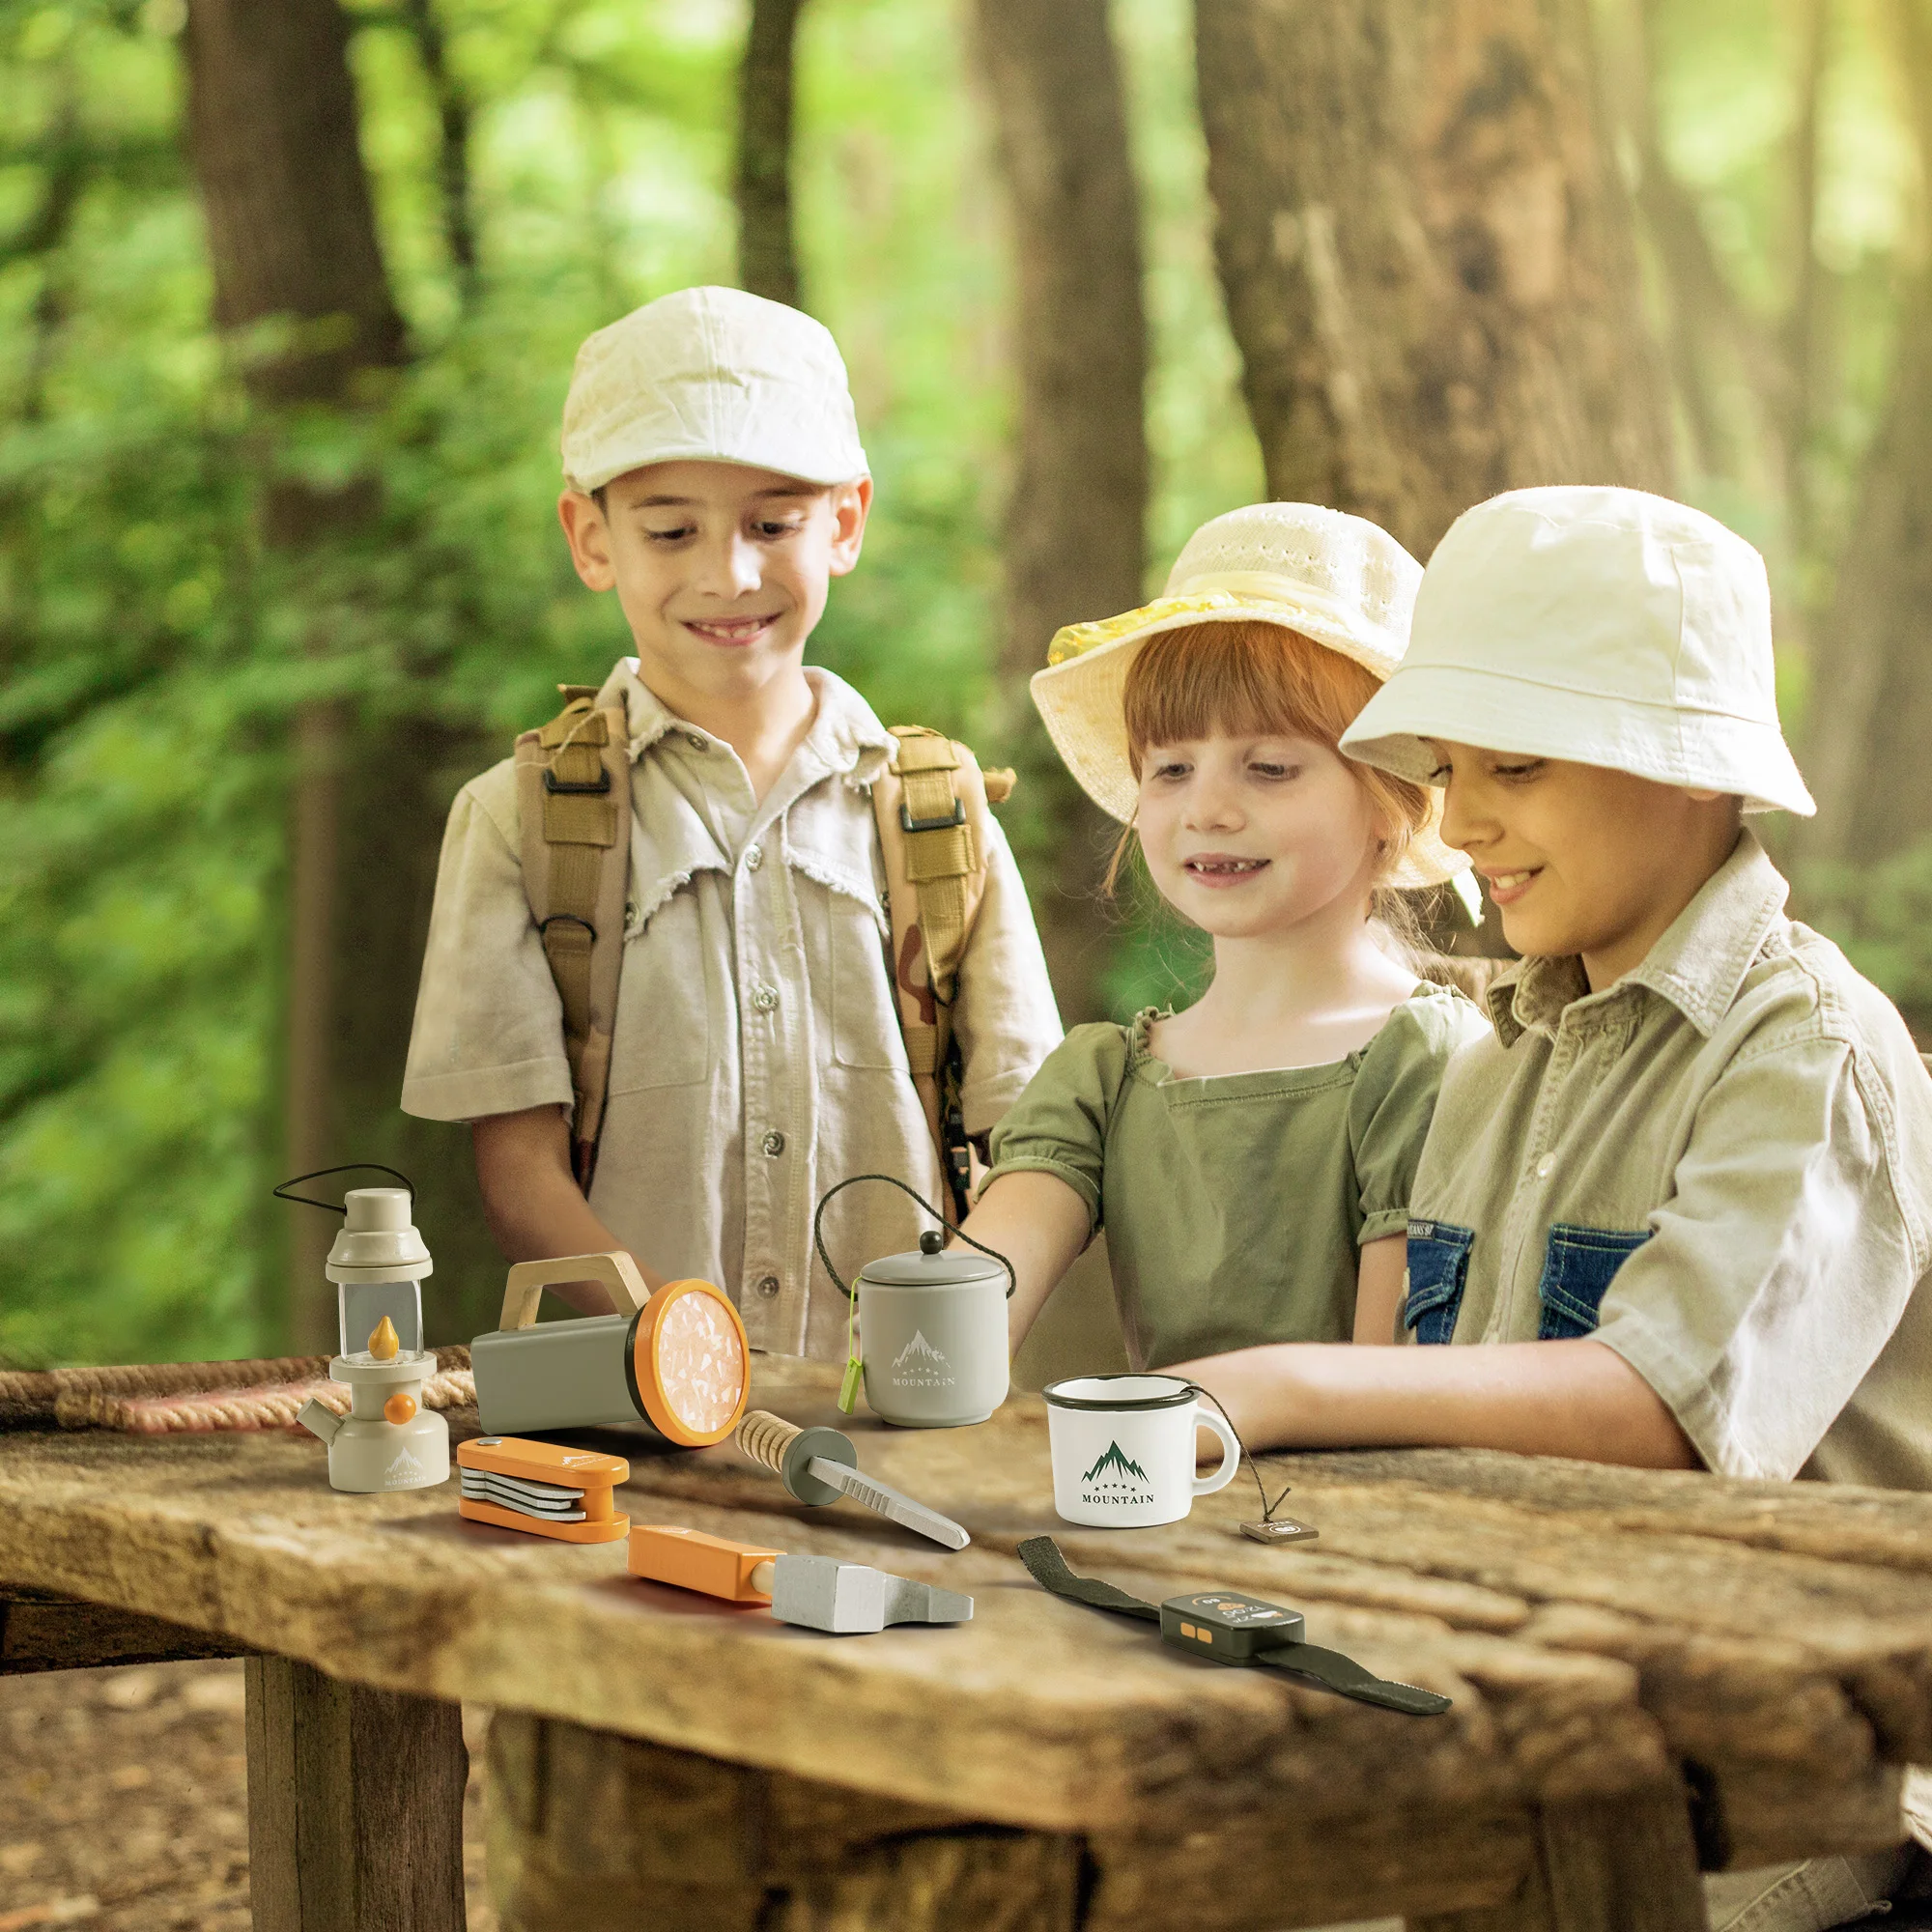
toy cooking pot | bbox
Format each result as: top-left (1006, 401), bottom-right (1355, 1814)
top-left (856, 1231), bottom-right (1010, 1429)
top-left (469, 1253), bottom-right (748, 1444)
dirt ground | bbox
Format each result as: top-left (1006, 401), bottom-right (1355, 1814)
top-left (0, 1660), bottom-right (497, 1931)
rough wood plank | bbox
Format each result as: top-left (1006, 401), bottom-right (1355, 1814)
top-left (2, 1358), bottom-right (1929, 1869)
top-left (487, 1712), bottom-right (1084, 1932)
top-left (1409, 1787), bottom-right (1708, 1932)
top-left (1282, 1446), bottom-right (1932, 1575)
top-left (0, 1583), bottom-right (251, 1673)
top-left (0, 1406), bottom-right (1667, 1836)
top-left (245, 1654), bottom-right (468, 1932)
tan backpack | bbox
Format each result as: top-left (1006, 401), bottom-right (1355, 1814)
top-left (515, 692), bottom-right (1013, 1208)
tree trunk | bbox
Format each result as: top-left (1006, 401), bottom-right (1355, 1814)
top-left (972, 0), bottom-right (1149, 1025)
top-left (183, 0), bottom-right (497, 1349)
top-left (1798, 0), bottom-right (1932, 872)
top-left (1194, 0), bottom-right (1673, 564)
top-left (736, 0), bottom-right (807, 309)
top-left (401, 0), bottom-right (480, 307)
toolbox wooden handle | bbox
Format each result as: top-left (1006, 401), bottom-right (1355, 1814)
top-left (500, 1253), bottom-right (650, 1330)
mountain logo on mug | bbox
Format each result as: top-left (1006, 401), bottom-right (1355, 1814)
top-left (891, 1329), bottom-right (955, 1388)
top-left (1081, 1440), bottom-right (1153, 1504)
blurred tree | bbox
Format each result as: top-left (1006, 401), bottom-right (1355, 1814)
top-left (399, 0), bottom-right (480, 309)
top-left (737, 0), bottom-right (807, 307)
top-left (1802, 0), bottom-right (1932, 870)
top-left (181, 0), bottom-right (489, 1348)
top-left (972, 0), bottom-right (1148, 1024)
top-left (1193, 0), bottom-right (1673, 561)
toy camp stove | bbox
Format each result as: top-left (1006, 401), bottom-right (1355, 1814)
top-left (294, 1185), bottom-right (449, 1493)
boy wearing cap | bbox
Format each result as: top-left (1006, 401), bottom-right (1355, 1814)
top-left (1177, 485), bottom-right (1932, 1929)
top-left (402, 287), bottom-right (1060, 1358)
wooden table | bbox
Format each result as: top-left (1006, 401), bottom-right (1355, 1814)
top-left (4, 1359), bottom-right (1931, 1932)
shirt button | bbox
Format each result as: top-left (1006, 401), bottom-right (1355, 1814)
top-left (756, 1274), bottom-right (781, 1299)
top-left (686, 732), bottom-right (707, 753)
top-left (1535, 1154), bottom-right (1554, 1179)
top-left (762, 1130), bottom-right (786, 1157)
top-left (745, 843), bottom-right (764, 871)
top-left (752, 984), bottom-right (779, 1013)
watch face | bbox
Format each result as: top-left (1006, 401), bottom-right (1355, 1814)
top-left (1177, 1591), bottom-right (1295, 1629)
top-left (1159, 1590), bottom-right (1307, 1662)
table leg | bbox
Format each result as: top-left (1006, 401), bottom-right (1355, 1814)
top-left (486, 1711), bottom-right (1085, 1931)
top-left (1408, 1787), bottom-right (1708, 1932)
top-left (245, 1654), bottom-right (469, 1932)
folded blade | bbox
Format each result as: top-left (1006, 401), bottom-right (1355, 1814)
top-left (805, 1457), bottom-right (970, 1549)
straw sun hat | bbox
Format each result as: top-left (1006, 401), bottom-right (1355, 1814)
top-left (1029, 503), bottom-right (1473, 892)
top-left (1340, 487), bottom-right (1815, 816)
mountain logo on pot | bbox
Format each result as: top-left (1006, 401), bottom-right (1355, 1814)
top-left (890, 1329), bottom-right (954, 1389)
top-left (384, 1447), bottom-right (429, 1487)
top-left (1079, 1438), bottom-right (1156, 1506)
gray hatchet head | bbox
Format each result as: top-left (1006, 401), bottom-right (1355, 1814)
top-left (768, 1554), bottom-right (974, 1634)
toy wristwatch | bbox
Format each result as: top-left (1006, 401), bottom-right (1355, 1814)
top-left (1016, 1537), bottom-right (1450, 1717)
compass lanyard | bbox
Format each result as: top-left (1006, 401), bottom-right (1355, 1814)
top-left (1017, 1537), bottom-right (1451, 1718)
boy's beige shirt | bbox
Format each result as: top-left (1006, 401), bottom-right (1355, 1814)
top-left (402, 660), bottom-right (1062, 1361)
top-left (1407, 832), bottom-right (1932, 1490)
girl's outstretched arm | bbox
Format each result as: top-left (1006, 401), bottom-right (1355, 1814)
top-left (955, 1172), bottom-right (1094, 1355)
top-left (1171, 1337), bottom-right (1699, 1469)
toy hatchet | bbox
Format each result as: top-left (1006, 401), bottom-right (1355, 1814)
top-left (628, 1525), bottom-right (972, 1634)
top-left (734, 1409), bottom-right (970, 1549)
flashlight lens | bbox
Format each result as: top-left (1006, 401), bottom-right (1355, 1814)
top-left (659, 1290), bottom-right (748, 1435)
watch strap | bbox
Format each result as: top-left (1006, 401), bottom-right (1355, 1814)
top-left (1254, 1640), bottom-right (1452, 1717)
top-left (1016, 1536), bottom-right (1449, 1717)
top-left (1016, 1535), bottom-right (1160, 1621)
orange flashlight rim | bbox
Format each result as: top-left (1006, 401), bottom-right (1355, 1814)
top-left (633, 1278), bottom-right (750, 1446)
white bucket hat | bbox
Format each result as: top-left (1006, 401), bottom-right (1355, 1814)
top-left (1029, 502), bottom-right (1474, 892)
top-left (1340, 486), bottom-right (1815, 816)
top-left (561, 286), bottom-right (868, 493)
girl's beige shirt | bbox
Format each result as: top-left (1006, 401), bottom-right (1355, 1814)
top-left (401, 660), bottom-right (1063, 1362)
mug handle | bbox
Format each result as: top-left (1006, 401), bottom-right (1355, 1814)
top-left (1191, 1407), bottom-right (1241, 1495)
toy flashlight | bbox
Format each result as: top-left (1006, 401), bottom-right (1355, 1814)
top-left (469, 1253), bottom-right (748, 1445)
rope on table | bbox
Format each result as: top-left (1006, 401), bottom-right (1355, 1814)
top-left (0, 1347), bottom-right (474, 1433)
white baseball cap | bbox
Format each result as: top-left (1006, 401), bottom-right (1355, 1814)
top-left (1029, 501), bottom-right (1472, 892)
top-left (561, 286), bottom-right (868, 494)
top-left (1340, 486), bottom-right (1815, 816)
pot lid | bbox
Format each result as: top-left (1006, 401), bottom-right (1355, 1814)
top-left (859, 1229), bottom-right (1006, 1286)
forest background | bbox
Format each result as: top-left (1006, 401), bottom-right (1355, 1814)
top-left (5, 0), bottom-right (1931, 1369)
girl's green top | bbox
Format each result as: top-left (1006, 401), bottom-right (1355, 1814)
top-left (983, 984), bottom-right (1492, 1369)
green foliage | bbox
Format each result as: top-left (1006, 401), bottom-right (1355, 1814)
top-left (0, 0), bottom-right (1263, 1367)
top-left (3, 0), bottom-right (1925, 1367)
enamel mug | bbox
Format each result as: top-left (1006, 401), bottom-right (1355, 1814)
top-left (1043, 1373), bottom-right (1240, 1527)
top-left (857, 1232), bottom-right (1010, 1428)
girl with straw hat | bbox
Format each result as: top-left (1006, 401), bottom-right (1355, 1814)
top-left (958, 502), bottom-right (1489, 1368)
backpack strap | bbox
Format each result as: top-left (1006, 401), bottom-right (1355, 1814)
top-left (514, 685), bottom-right (632, 1190)
top-left (871, 726), bottom-right (1016, 1214)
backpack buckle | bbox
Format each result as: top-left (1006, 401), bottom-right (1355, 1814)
top-left (545, 768), bottom-right (612, 796)
top-left (899, 799), bottom-right (965, 835)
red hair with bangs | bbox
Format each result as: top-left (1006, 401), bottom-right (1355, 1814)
top-left (1114, 618), bottom-right (1432, 893)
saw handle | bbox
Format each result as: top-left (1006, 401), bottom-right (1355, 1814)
top-left (499, 1252), bottom-right (650, 1330)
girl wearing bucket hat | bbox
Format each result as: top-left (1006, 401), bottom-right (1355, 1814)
top-left (954, 503), bottom-right (1492, 1373)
